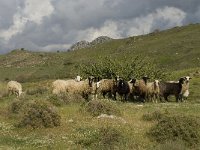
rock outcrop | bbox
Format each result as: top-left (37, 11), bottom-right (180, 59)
top-left (68, 36), bottom-right (113, 51)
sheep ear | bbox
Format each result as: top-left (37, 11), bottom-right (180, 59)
top-left (142, 76), bottom-right (150, 80)
top-left (179, 77), bottom-right (185, 83)
top-left (130, 79), bottom-right (136, 84)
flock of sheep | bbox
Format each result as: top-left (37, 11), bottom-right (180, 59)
top-left (52, 75), bottom-right (191, 102)
top-left (6, 75), bottom-right (191, 103)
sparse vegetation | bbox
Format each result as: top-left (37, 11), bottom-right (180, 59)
top-left (0, 24), bottom-right (200, 149)
top-left (26, 87), bottom-right (48, 95)
top-left (17, 100), bottom-right (61, 128)
top-left (148, 115), bottom-right (200, 147)
top-left (48, 93), bottom-right (85, 106)
top-left (73, 126), bottom-right (124, 149)
top-left (142, 110), bottom-right (167, 121)
top-left (78, 56), bottom-right (168, 80)
top-left (84, 99), bottom-right (121, 117)
top-left (10, 99), bottom-right (26, 114)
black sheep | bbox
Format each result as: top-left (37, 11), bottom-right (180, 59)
top-left (115, 78), bottom-right (130, 101)
top-left (159, 77), bottom-right (186, 102)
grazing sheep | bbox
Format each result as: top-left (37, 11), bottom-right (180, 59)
top-left (166, 81), bottom-right (179, 83)
top-left (52, 80), bottom-right (76, 95)
top-left (130, 76), bottom-right (150, 102)
top-left (159, 77), bottom-right (186, 102)
top-left (52, 77), bottom-right (97, 99)
top-left (182, 89), bottom-right (189, 100)
top-left (127, 79), bottom-right (137, 100)
top-left (153, 80), bottom-right (160, 102)
top-left (96, 79), bottom-right (117, 99)
top-left (66, 76), bottom-right (98, 99)
top-left (180, 76), bottom-right (192, 101)
top-left (146, 80), bottom-right (160, 103)
top-left (7, 81), bottom-right (23, 97)
top-left (115, 78), bottom-right (130, 101)
top-left (75, 75), bottom-right (82, 82)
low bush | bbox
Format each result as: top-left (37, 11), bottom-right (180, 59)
top-left (10, 100), bottom-right (26, 114)
top-left (78, 56), bottom-right (168, 80)
top-left (154, 140), bottom-right (188, 150)
top-left (0, 82), bottom-right (8, 98)
top-left (17, 100), bottom-right (61, 128)
top-left (148, 115), bottom-right (200, 147)
top-left (74, 126), bottom-right (124, 149)
top-left (26, 87), bottom-right (48, 95)
top-left (142, 110), bottom-right (167, 121)
top-left (98, 126), bottom-right (124, 149)
top-left (48, 93), bottom-right (85, 107)
top-left (84, 99), bottom-right (121, 117)
top-left (48, 94), bottom-right (65, 107)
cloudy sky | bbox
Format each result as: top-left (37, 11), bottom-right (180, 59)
top-left (0, 0), bottom-right (200, 53)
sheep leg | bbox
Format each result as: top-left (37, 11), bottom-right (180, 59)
top-left (154, 94), bottom-right (158, 103)
top-left (102, 92), bottom-right (107, 98)
top-left (164, 93), bottom-right (169, 102)
top-left (140, 94), bottom-right (146, 103)
top-left (124, 94), bottom-right (128, 102)
top-left (108, 92), bottom-right (113, 99)
top-left (179, 94), bottom-right (183, 102)
top-left (113, 92), bottom-right (117, 100)
top-left (175, 94), bottom-right (179, 102)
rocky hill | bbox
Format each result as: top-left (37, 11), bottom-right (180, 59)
top-left (68, 36), bottom-right (113, 51)
top-left (0, 24), bottom-right (200, 81)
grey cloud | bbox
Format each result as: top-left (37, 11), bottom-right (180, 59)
top-left (0, 0), bottom-right (200, 53)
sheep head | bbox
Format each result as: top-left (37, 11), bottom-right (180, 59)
top-left (154, 80), bottom-right (160, 87)
top-left (184, 76), bottom-right (192, 83)
top-left (88, 76), bottom-right (95, 87)
top-left (178, 77), bottom-right (186, 84)
top-left (142, 76), bottom-right (150, 85)
top-left (130, 78), bottom-right (136, 84)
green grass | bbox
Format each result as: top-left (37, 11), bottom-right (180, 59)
top-left (1, 78), bottom-right (200, 149)
top-left (0, 24), bottom-right (200, 81)
top-left (1, 98), bottom-right (200, 149)
top-left (0, 24), bottom-right (200, 149)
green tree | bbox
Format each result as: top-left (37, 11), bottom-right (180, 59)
top-left (78, 55), bottom-right (168, 80)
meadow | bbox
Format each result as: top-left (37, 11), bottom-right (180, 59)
top-left (0, 24), bottom-right (200, 149)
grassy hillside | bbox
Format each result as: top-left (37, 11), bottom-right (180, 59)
top-left (0, 23), bottom-right (200, 81)
top-left (0, 24), bottom-right (200, 149)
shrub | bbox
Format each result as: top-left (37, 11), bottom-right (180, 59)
top-left (0, 82), bottom-right (8, 98)
top-left (148, 115), bottom-right (200, 147)
top-left (142, 110), bottom-right (167, 121)
top-left (74, 127), bottom-right (99, 147)
top-left (26, 87), bottom-right (48, 95)
top-left (10, 100), bottom-right (25, 114)
top-left (48, 93), bottom-right (85, 106)
top-left (84, 99), bottom-right (121, 117)
top-left (15, 74), bottom-right (31, 83)
top-left (74, 126), bottom-right (124, 149)
top-left (78, 56), bottom-right (168, 80)
top-left (98, 126), bottom-right (124, 149)
top-left (18, 100), bottom-right (61, 128)
top-left (48, 94), bottom-right (66, 107)
top-left (154, 140), bottom-right (188, 150)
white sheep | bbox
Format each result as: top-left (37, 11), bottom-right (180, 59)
top-left (7, 81), bottom-right (23, 97)
top-left (67, 77), bottom-right (97, 99)
top-left (181, 76), bottom-right (191, 101)
top-left (95, 79), bottom-right (117, 99)
top-left (52, 77), bottom-right (97, 100)
top-left (130, 76), bottom-right (150, 102)
top-left (146, 80), bottom-right (160, 103)
top-left (52, 79), bottom-right (76, 95)
top-left (75, 75), bottom-right (82, 82)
